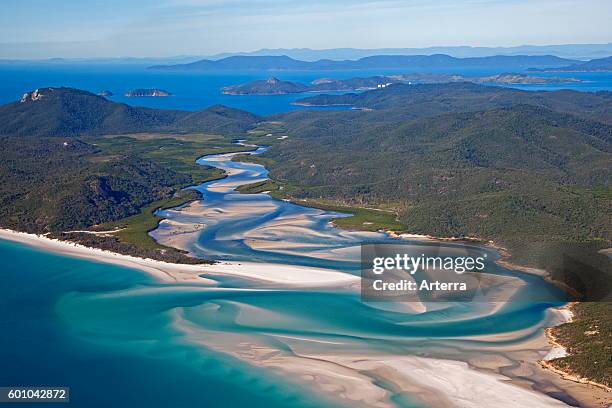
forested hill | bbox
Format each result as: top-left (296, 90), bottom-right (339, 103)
top-left (259, 83), bottom-right (612, 267)
top-left (0, 87), bottom-right (260, 262)
top-left (295, 82), bottom-right (612, 124)
top-left (0, 87), bottom-right (260, 136)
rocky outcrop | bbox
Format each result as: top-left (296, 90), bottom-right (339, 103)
top-left (20, 88), bottom-right (53, 103)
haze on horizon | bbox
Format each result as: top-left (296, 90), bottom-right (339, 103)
top-left (1, 0), bottom-right (611, 59)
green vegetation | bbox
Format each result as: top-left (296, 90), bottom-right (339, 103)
top-left (0, 131), bottom-right (247, 234)
top-left (298, 199), bottom-right (404, 232)
top-left (1, 84), bottom-right (610, 375)
top-left (548, 302), bottom-right (612, 388)
top-left (245, 121), bottom-right (289, 141)
top-left (1, 87), bottom-right (260, 137)
top-left (0, 131), bottom-right (244, 263)
top-left (223, 77), bottom-right (309, 95)
top-left (87, 133), bottom-right (246, 183)
top-left (253, 84), bottom-right (612, 387)
top-left (262, 87), bottom-right (611, 266)
top-left (0, 87), bottom-right (260, 262)
top-left (0, 136), bottom-right (190, 233)
top-left (222, 74), bottom-right (579, 97)
top-left (78, 133), bottom-right (253, 257)
top-left (50, 230), bottom-right (209, 265)
top-left (96, 189), bottom-right (201, 250)
top-left (90, 132), bottom-right (250, 251)
top-left (236, 180), bottom-right (285, 195)
top-left (223, 76), bottom-right (396, 95)
top-left (295, 82), bottom-right (612, 124)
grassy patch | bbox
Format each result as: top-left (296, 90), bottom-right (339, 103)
top-left (236, 180), bottom-right (282, 194)
top-left (243, 121), bottom-right (289, 145)
top-left (97, 189), bottom-right (202, 250)
top-left (296, 199), bottom-right (405, 232)
top-left (247, 121), bottom-right (287, 137)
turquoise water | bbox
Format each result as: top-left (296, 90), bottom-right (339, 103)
top-left (153, 144), bottom-right (566, 306)
top-left (0, 145), bottom-right (568, 408)
top-left (0, 239), bottom-right (348, 408)
top-left (0, 144), bottom-right (569, 407)
top-left (0, 235), bottom-right (562, 408)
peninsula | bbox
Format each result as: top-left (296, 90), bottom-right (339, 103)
top-left (223, 73), bottom-right (583, 95)
top-left (533, 56), bottom-right (612, 72)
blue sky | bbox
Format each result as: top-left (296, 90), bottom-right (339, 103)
top-left (1, 0), bottom-right (611, 58)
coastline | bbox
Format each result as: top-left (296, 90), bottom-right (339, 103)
top-left (189, 150), bottom-right (610, 404)
top-left (0, 228), bottom-right (359, 288)
top-left (3, 144), bottom-right (608, 407)
top-left (2, 226), bottom-right (609, 407)
top-left (540, 302), bottom-right (612, 394)
top-left (204, 163), bottom-right (609, 403)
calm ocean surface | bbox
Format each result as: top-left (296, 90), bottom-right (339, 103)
top-left (0, 63), bottom-right (607, 407)
top-left (0, 63), bottom-right (610, 115)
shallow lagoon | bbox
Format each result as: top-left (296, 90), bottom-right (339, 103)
top-left (0, 144), bottom-right (570, 407)
top-left (0, 62), bottom-right (595, 407)
top-left (0, 238), bottom-right (349, 408)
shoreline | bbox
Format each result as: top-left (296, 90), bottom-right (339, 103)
top-left (0, 228), bottom-right (359, 288)
top-left (3, 144), bottom-right (606, 406)
top-left (176, 151), bottom-right (608, 402)
top-left (2, 226), bottom-right (609, 406)
top-left (540, 302), bottom-right (612, 394)
top-left (228, 168), bottom-right (553, 281)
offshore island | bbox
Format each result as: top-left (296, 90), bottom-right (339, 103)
top-left (222, 73), bottom-right (583, 95)
top-left (124, 88), bottom-right (172, 97)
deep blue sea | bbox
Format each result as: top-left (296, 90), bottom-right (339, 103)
top-left (0, 63), bottom-right (610, 115)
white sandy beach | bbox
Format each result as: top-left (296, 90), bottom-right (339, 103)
top-left (3, 228), bottom-right (610, 408)
top-left (172, 304), bottom-right (580, 408)
top-left (0, 228), bottom-right (358, 288)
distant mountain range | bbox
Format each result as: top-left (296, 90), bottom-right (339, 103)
top-left (208, 43), bottom-right (612, 61)
top-left (0, 55), bottom-right (203, 65)
top-left (3, 43), bottom-right (611, 64)
top-left (0, 87), bottom-right (260, 136)
top-left (223, 73), bottom-right (583, 95)
top-left (151, 54), bottom-right (579, 72)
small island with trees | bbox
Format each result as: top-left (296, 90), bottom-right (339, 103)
top-left (125, 88), bottom-right (172, 97)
